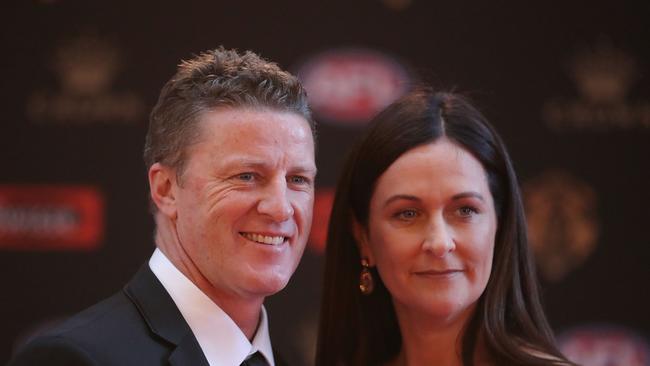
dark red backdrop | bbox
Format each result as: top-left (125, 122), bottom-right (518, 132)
top-left (2, 1), bottom-right (649, 365)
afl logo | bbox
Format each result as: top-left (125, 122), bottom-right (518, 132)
top-left (523, 171), bottom-right (598, 281)
top-left (296, 48), bottom-right (411, 124)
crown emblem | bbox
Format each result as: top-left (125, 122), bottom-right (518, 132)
top-left (26, 33), bottom-right (145, 125)
top-left (53, 35), bottom-right (121, 96)
top-left (570, 40), bottom-right (637, 104)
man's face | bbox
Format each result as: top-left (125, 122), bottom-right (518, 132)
top-left (171, 108), bottom-right (315, 301)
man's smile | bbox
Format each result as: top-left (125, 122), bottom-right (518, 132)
top-left (240, 232), bottom-right (288, 245)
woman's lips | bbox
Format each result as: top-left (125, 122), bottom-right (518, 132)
top-left (413, 269), bottom-right (463, 277)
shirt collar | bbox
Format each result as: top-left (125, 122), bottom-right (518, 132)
top-left (149, 248), bottom-right (275, 366)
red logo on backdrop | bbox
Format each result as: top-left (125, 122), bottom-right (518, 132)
top-left (558, 324), bottom-right (650, 366)
top-left (0, 185), bottom-right (104, 250)
top-left (308, 188), bottom-right (334, 254)
top-left (297, 49), bottom-right (410, 124)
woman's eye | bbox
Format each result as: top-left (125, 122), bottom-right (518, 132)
top-left (395, 209), bottom-right (418, 220)
top-left (458, 206), bottom-right (478, 217)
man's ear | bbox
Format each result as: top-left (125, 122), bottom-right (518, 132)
top-left (352, 218), bottom-right (375, 266)
top-left (148, 162), bottom-right (178, 220)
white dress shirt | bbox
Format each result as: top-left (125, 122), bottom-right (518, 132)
top-left (149, 248), bottom-right (275, 366)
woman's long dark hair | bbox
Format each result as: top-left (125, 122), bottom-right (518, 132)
top-left (316, 89), bottom-right (574, 365)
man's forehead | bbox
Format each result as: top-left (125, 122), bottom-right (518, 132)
top-left (184, 107), bottom-right (315, 166)
top-left (198, 107), bottom-right (312, 135)
top-left (218, 153), bottom-right (317, 173)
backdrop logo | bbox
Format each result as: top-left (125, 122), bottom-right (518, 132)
top-left (523, 171), bottom-right (598, 281)
top-left (26, 35), bottom-right (145, 125)
top-left (0, 185), bottom-right (104, 250)
top-left (308, 188), bottom-right (334, 254)
top-left (296, 48), bottom-right (410, 124)
top-left (559, 324), bottom-right (650, 366)
top-left (542, 40), bottom-right (650, 131)
top-left (381, 0), bottom-right (412, 11)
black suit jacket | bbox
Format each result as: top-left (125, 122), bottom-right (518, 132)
top-left (8, 264), bottom-right (287, 366)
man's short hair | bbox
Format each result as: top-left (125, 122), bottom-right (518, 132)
top-left (143, 46), bottom-right (313, 179)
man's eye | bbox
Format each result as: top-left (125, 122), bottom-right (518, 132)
top-left (237, 173), bottom-right (255, 181)
top-left (289, 175), bottom-right (308, 185)
top-left (395, 209), bottom-right (418, 220)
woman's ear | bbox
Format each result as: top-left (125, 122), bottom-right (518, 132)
top-left (352, 218), bottom-right (375, 266)
top-left (148, 162), bottom-right (178, 220)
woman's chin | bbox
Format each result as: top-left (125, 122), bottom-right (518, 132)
top-left (400, 297), bottom-right (477, 325)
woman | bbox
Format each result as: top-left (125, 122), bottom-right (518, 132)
top-left (316, 89), bottom-right (575, 365)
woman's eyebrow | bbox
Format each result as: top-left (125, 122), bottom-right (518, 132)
top-left (451, 191), bottom-right (485, 201)
top-left (383, 194), bottom-right (421, 208)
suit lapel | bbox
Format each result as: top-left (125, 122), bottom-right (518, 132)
top-left (273, 349), bottom-right (289, 366)
top-left (124, 264), bottom-right (210, 366)
top-left (169, 332), bottom-right (210, 366)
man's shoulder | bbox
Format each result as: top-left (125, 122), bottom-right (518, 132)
top-left (7, 334), bottom-right (100, 366)
top-left (9, 290), bottom-right (161, 366)
top-left (49, 289), bottom-right (151, 342)
top-left (9, 293), bottom-right (141, 365)
top-left (8, 266), bottom-right (180, 366)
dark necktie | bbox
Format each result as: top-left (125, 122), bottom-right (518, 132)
top-left (241, 351), bottom-right (268, 366)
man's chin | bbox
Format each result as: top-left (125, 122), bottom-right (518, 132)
top-left (244, 274), bottom-right (292, 298)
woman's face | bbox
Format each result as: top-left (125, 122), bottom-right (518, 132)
top-left (357, 138), bottom-right (497, 324)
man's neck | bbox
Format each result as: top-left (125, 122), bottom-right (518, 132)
top-left (154, 219), bottom-right (264, 340)
top-left (191, 275), bottom-right (263, 340)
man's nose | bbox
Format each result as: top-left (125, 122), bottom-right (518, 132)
top-left (421, 216), bottom-right (455, 257)
top-left (257, 178), bottom-right (294, 222)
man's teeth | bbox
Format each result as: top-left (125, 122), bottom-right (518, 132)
top-left (241, 233), bottom-right (285, 245)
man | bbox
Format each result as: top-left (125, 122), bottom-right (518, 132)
top-left (9, 47), bottom-right (316, 366)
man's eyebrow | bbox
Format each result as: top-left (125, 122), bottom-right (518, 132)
top-left (383, 194), bottom-right (421, 208)
top-left (218, 158), bottom-right (265, 170)
top-left (223, 158), bottom-right (317, 175)
top-left (292, 165), bottom-right (318, 176)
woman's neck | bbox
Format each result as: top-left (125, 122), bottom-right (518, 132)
top-left (389, 302), bottom-right (486, 366)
